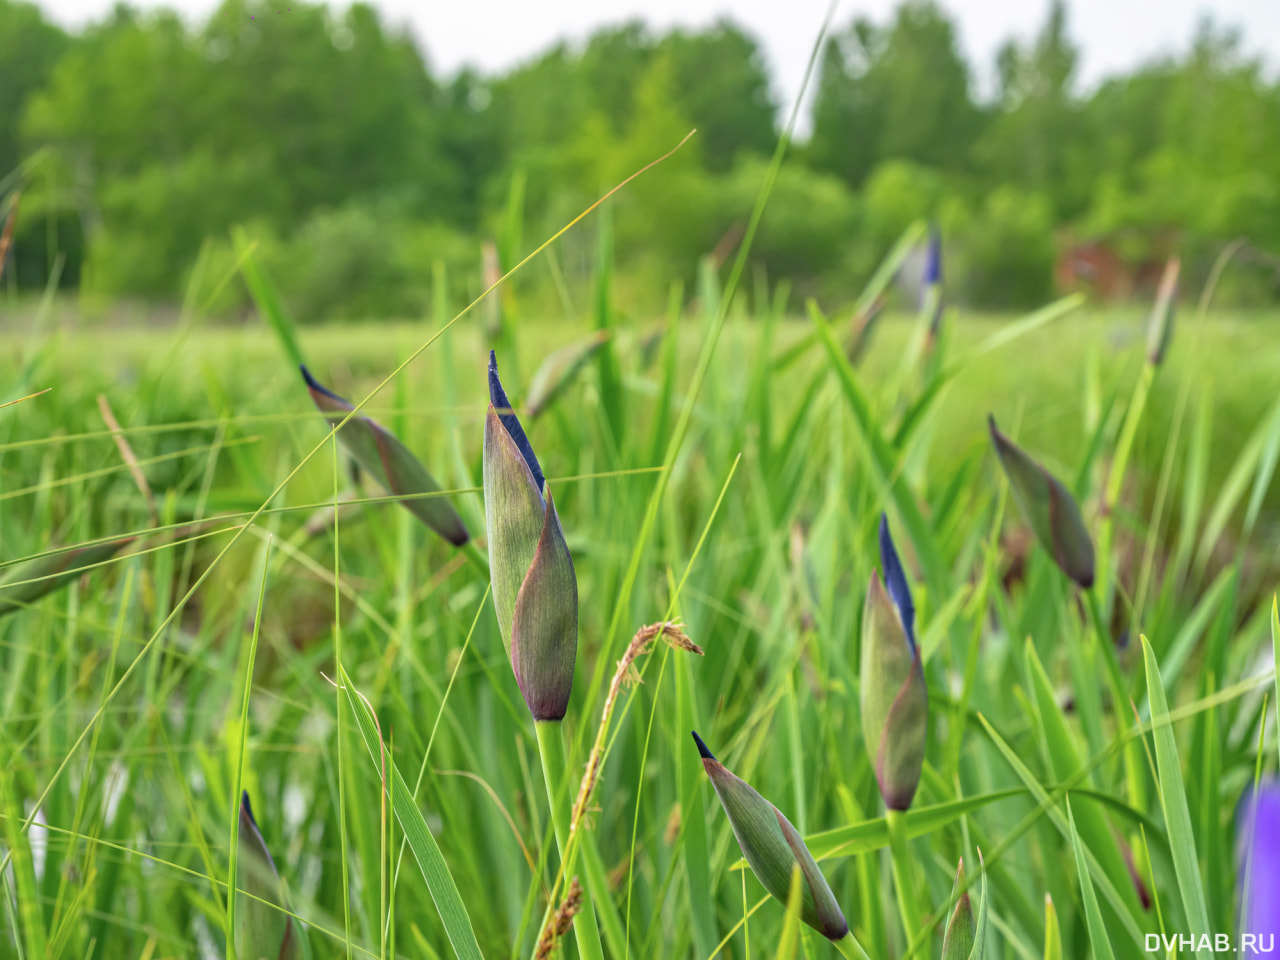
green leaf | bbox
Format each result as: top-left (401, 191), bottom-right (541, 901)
top-left (1068, 796), bottom-right (1116, 960)
top-left (1146, 258), bottom-right (1180, 365)
top-left (1044, 894), bottom-right (1061, 960)
top-left (809, 302), bottom-right (946, 599)
top-left (970, 849), bottom-right (989, 960)
top-left (978, 714), bottom-right (1147, 950)
top-left (1141, 637), bottom-right (1212, 959)
top-left (1024, 640), bottom-right (1147, 923)
top-left (234, 226), bottom-right (305, 370)
top-left (339, 666), bottom-right (483, 960)
top-left (773, 866), bottom-right (805, 960)
top-left (806, 788), bottom-right (1021, 861)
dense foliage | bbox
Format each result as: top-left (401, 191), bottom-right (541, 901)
top-left (3, 0), bottom-right (1280, 316)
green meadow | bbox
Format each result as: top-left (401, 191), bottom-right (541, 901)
top-left (2, 220), bottom-right (1280, 959)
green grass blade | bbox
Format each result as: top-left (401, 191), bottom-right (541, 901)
top-left (233, 226), bottom-right (306, 370)
top-left (339, 665), bottom-right (483, 960)
top-left (1043, 894), bottom-right (1060, 960)
top-left (1024, 640), bottom-right (1146, 924)
top-left (977, 714), bottom-right (1146, 949)
top-left (226, 537), bottom-right (272, 960)
top-left (1140, 636), bottom-right (1212, 959)
top-left (1067, 797), bottom-right (1116, 960)
top-left (808, 300), bottom-right (946, 597)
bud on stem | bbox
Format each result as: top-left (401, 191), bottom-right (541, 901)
top-left (988, 415), bottom-right (1095, 589)
top-left (235, 792), bottom-right (302, 960)
top-left (301, 366), bottom-right (468, 546)
top-left (692, 731), bottom-right (849, 941)
top-left (861, 515), bottom-right (927, 811)
top-left (484, 352), bottom-right (578, 722)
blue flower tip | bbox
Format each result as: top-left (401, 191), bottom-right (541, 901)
top-left (877, 513), bottom-right (917, 650)
top-left (488, 351), bottom-right (509, 409)
top-left (241, 790), bottom-right (257, 827)
top-left (691, 731), bottom-right (716, 761)
top-left (300, 365), bottom-right (347, 404)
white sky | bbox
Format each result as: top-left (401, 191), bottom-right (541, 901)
top-left (35, 0), bottom-right (1280, 122)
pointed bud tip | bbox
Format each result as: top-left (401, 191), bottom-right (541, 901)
top-left (691, 730), bottom-right (716, 761)
top-left (241, 790), bottom-right (258, 827)
top-left (876, 513), bottom-right (916, 650)
top-left (486, 350), bottom-right (546, 493)
top-left (300, 365), bottom-right (347, 404)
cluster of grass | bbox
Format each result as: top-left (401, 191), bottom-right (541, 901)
top-left (3, 133), bottom-right (1280, 960)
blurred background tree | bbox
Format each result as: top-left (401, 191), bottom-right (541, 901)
top-left (2, 0), bottom-right (1278, 318)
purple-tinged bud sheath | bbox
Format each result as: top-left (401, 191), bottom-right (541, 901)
top-left (301, 366), bottom-right (468, 546)
top-left (484, 352), bottom-right (577, 722)
top-left (692, 732), bottom-right (849, 941)
top-left (237, 792), bottom-right (302, 960)
top-left (988, 415), bottom-right (1095, 589)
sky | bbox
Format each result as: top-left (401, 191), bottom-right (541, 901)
top-left (35, 0), bottom-right (1280, 119)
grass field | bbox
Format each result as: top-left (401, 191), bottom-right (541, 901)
top-left (2, 238), bottom-right (1280, 960)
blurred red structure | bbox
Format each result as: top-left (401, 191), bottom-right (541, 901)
top-left (1055, 232), bottom-right (1176, 300)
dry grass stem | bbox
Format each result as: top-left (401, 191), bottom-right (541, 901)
top-left (534, 876), bottom-right (582, 960)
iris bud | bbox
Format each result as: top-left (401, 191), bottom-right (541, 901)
top-left (236, 792), bottom-right (302, 960)
top-left (988, 415), bottom-right (1095, 588)
top-left (0, 537), bottom-right (135, 618)
top-left (301, 366), bottom-right (468, 546)
top-left (860, 514), bottom-right (927, 811)
top-left (692, 732), bottom-right (848, 941)
top-left (484, 351), bottom-right (577, 721)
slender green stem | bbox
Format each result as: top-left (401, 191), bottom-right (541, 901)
top-left (833, 932), bottom-right (873, 960)
top-left (886, 808), bottom-right (923, 946)
top-left (1084, 589), bottom-right (1129, 709)
top-left (535, 720), bottom-right (606, 960)
top-left (1097, 361), bottom-right (1154, 618)
top-left (227, 541), bottom-right (272, 960)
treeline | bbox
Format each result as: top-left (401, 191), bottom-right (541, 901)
top-left (2, 0), bottom-right (1279, 319)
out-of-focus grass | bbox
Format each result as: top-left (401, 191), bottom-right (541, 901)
top-left (14, 306), bottom-right (1278, 517)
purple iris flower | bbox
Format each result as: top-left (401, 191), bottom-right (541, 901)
top-left (1238, 782), bottom-right (1280, 942)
